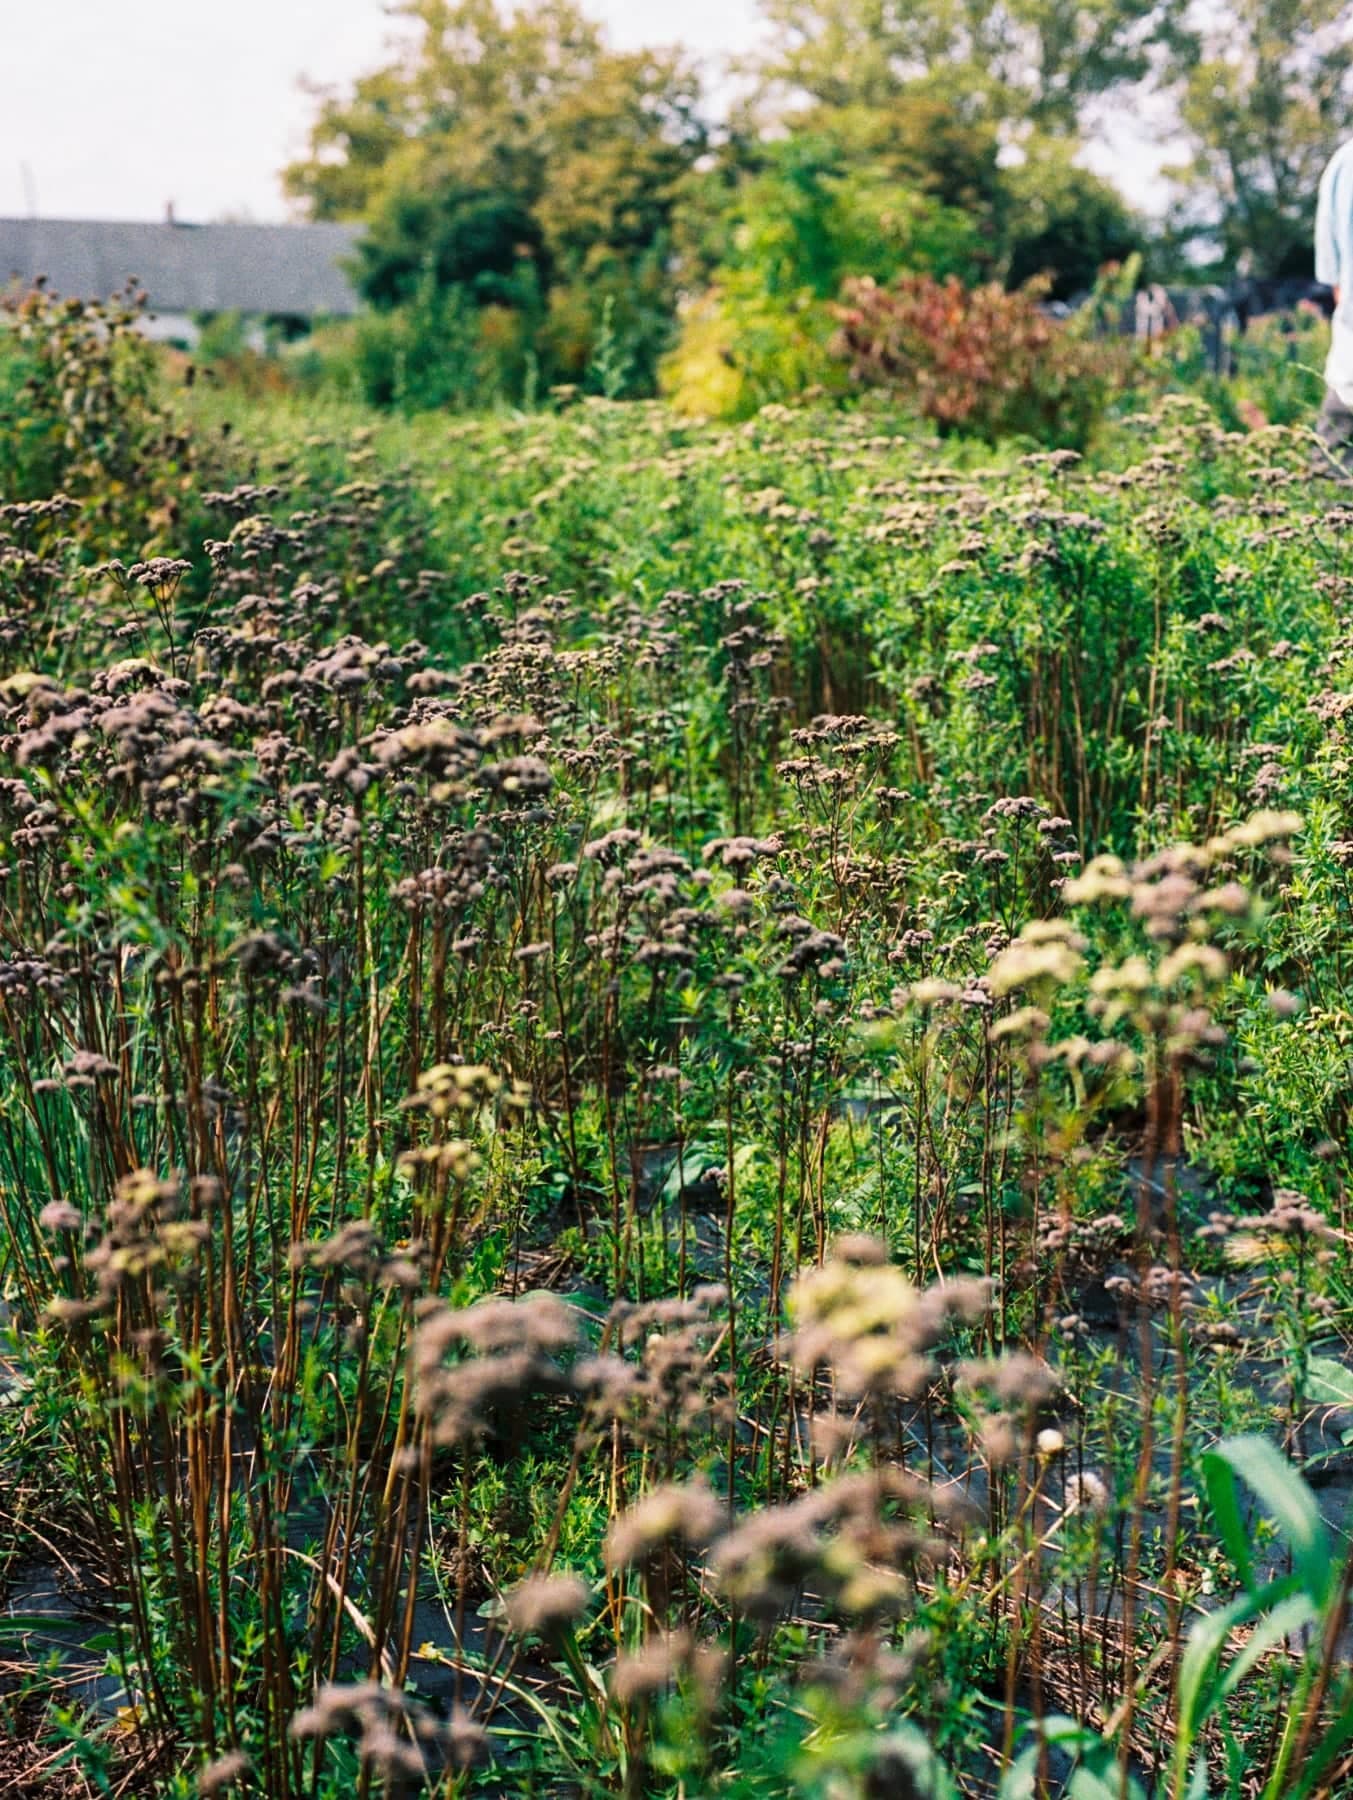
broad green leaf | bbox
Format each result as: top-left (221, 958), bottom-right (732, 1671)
top-left (1177, 1583), bottom-right (1280, 1736)
top-left (1203, 1436), bottom-right (1332, 1605)
top-left (1214, 1591), bottom-right (1315, 1704)
top-left (1305, 1354), bottom-right (1353, 1409)
top-left (1202, 1454), bottom-right (1253, 1591)
top-left (999, 1740), bottom-right (1042, 1799)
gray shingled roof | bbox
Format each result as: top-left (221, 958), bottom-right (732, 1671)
top-left (0, 218), bottom-right (363, 317)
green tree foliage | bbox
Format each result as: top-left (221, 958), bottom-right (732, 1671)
top-left (737, 97), bottom-right (1010, 272)
top-left (285, 0), bottom-right (705, 247)
top-left (283, 0), bottom-right (1153, 414)
top-left (726, 9), bottom-right (1147, 301)
top-left (357, 189), bottom-right (550, 310)
top-left (1004, 147), bottom-right (1142, 297)
top-left (284, 0), bottom-right (706, 398)
top-left (1166, 0), bottom-right (1353, 275)
top-left (793, 105), bottom-right (1142, 298)
top-left (663, 130), bottom-right (988, 416)
top-left (274, 0), bottom-right (1353, 414)
top-left (752, 0), bottom-right (1177, 132)
top-left (717, 131), bottom-right (989, 298)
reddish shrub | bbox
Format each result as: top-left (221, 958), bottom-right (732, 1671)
top-left (831, 273), bottom-right (1130, 447)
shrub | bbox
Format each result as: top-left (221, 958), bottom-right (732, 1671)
top-left (0, 282), bottom-right (194, 545)
top-left (355, 185), bottom-right (552, 312)
top-left (660, 277), bottom-right (846, 418)
top-left (662, 136), bottom-right (986, 419)
top-left (310, 274), bottom-right (541, 411)
top-left (1003, 152), bottom-right (1144, 300)
top-left (832, 271), bottom-right (1134, 447)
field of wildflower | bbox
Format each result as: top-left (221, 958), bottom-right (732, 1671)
top-left (5, 289), bottom-right (1353, 1799)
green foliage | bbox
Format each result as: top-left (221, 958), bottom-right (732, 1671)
top-left (0, 284), bottom-right (189, 542)
top-left (0, 280), bottom-right (206, 565)
top-left (10, 344), bottom-right (1353, 1795)
top-left (1169, 1434), bottom-right (1353, 1799)
top-left (1168, 0), bottom-right (1353, 275)
top-left (659, 279), bottom-right (842, 421)
top-left (284, 0), bottom-right (705, 401)
top-left (1147, 308), bottom-right (1330, 430)
top-left (753, 0), bottom-right (1178, 132)
top-left (1003, 149), bottom-right (1144, 299)
top-left (271, 0), bottom-right (1349, 418)
top-left (280, 0), bottom-right (1168, 414)
top-left (302, 262), bottom-right (546, 410)
top-left (658, 119), bottom-right (1146, 423)
top-left (662, 133), bottom-right (984, 419)
top-left (720, 134), bottom-right (988, 301)
top-left (356, 186), bottom-right (551, 310)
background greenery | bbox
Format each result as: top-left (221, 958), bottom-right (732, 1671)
top-left (2, 270), bottom-right (1353, 1797)
top-left (259, 0), bottom-right (1353, 418)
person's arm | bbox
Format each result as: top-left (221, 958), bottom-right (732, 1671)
top-left (1317, 156), bottom-right (1343, 292)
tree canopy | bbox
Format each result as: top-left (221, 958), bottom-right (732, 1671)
top-left (751, 0), bottom-right (1180, 132)
top-left (280, 0), bottom-right (1353, 408)
top-left (284, 0), bottom-right (705, 267)
top-left (1167, 0), bottom-right (1353, 275)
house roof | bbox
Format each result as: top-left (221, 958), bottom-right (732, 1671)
top-left (0, 218), bottom-right (363, 317)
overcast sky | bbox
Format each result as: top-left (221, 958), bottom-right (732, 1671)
top-left (1, 0), bottom-right (1169, 224)
top-left (0, 0), bottom-right (766, 223)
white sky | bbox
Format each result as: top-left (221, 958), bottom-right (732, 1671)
top-left (1, 0), bottom-right (1171, 224)
top-left (0, 0), bottom-right (767, 223)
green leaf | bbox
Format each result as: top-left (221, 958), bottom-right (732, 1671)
top-left (1214, 1591), bottom-right (1315, 1704)
top-left (1305, 1354), bottom-right (1353, 1409)
top-left (1203, 1453), bottom-right (1253, 1591)
top-left (1177, 1584), bottom-right (1272, 1736)
top-left (998, 1740), bottom-right (1041, 1799)
top-left (0, 1614), bottom-right (78, 1638)
top-left (1175, 1568), bottom-right (1303, 1795)
top-left (1202, 1435), bottom-right (1332, 1605)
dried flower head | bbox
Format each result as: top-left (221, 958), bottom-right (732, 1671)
top-left (605, 1478), bottom-right (725, 1571)
top-left (503, 1573), bottom-right (589, 1641)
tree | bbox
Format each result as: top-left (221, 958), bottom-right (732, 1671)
top-left (763, 97), bottom-right (1007, 234)
top-left (1166, 0), bottom-right (1353, 275)
top-left (356, 188), bottom-right (550, 310)
top-left (739, 1), bottom-right (1149, 299)
top-left (751, 0), bottom-right (1178, 135)
top-left (285, 1), bottom-right (704, 266)
top-left (287, 67), bottom-right (415, 222)
top-left (1004, 148), bottom-right (1142, 296)
top-left (284, 0), bottom-right (707, 393)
